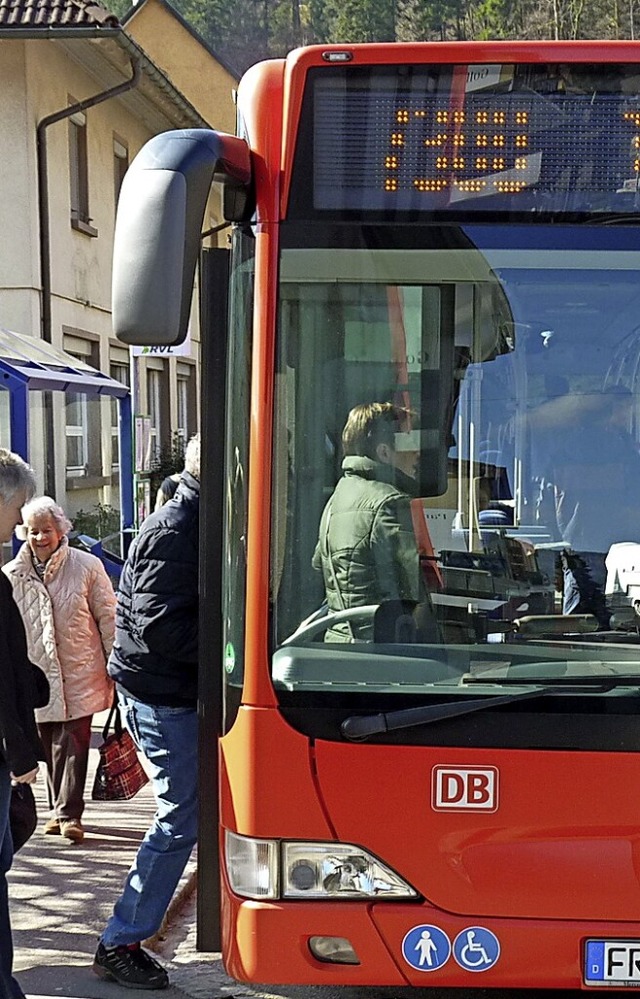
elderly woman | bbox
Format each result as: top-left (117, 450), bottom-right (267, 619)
top-left (0, 449), bottom-right (44, 999)
top-left (3, 497), bottom-right (116, 845)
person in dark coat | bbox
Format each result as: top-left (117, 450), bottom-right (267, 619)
top-left (313, 402), bottom-right (421, 641)
top-left (0, 448), bottom-right (45, 999)
top-left (93, 434), bottom-right (199, 989)
top-left (154, 472), bottom-right (180, 511)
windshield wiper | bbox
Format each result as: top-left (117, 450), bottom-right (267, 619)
top-left (341, 683), bottom-right (615, 741)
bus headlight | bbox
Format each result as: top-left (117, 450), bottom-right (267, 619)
top-left (225, 831), bottom-right (417, 900)
top-left (283, 842), bottom-right (418, 898)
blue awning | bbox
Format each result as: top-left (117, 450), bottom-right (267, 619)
top-left (0, 327), bottom-right (133, 530)
top-left (0, 327), bottom-right (129, 396)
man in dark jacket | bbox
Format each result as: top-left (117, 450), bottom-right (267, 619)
top-left (0, 448), bottom-right (44, 999)
top-left (93, 434), bottom-right (200, 989)
top-left (313, 402), bottom-right (421, 641)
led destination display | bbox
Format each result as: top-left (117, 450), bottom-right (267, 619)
top-left (309, 63), bottom-right (640, 213)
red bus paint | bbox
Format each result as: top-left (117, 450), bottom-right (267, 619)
top-left (113, 41), bottom-right (640, 989)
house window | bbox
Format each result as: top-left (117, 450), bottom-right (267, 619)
top-left (69, 106), bottom-right (97, 237)
top-left (64, 335), bottom-right (101, 478)
top-left (110, 359), bottom-right (130, 472)
top-left (114, 137), bottom-right (129, 213)
top-left (147, 368), bottom-right (162, 458)
top-left (146, 361), bottom-right (170, 460)
top-left (66, 393), bottom-right (89, 474)
top-left (176, 363), bottom-right (197, 440)
top-left (0, 391), bottom-right (9, 450)
top-left (177, 377), bottom-right (188, 441)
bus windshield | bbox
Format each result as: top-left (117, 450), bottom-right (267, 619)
top-left (271, 221), bottom-right (640, 699)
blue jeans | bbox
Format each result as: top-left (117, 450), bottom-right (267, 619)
top-left (101, 694), bottom-right (198, 947)
top-left (0, 765), bottom-right (24, 999)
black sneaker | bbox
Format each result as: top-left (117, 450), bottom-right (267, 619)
top-left (92, 942), bottom-right (169, 990)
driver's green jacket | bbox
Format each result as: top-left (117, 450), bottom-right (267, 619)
top-left (312, 456), bottom-right (420, 641)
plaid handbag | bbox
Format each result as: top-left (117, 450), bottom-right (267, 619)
top-left (91, 701), bottom-right (150, 801)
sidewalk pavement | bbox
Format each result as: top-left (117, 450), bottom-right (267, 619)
top-left (8, 710), bottom-right (240, 999)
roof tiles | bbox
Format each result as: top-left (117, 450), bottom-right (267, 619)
top-left (0, 0), bottom-right (119, 28)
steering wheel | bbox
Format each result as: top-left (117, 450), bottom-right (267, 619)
top-left (281, 605), bottom-right (378, 646)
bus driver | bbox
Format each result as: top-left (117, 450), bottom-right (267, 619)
top-left (312, 402), bottom-right (422, 642)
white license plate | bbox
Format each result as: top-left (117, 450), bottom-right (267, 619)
top-left (585, 940), bottom-right (640, 986)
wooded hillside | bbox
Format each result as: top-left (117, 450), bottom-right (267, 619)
top-left (114, 0), bottom-right (638, 81)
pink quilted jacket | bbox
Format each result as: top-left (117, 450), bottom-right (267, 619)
top-left (3, 537), bottom-right (115, 723)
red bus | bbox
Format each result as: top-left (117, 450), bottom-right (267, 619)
top-left (113, 41), bottom-right (640, 990)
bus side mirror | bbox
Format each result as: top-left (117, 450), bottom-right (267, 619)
top-left (112, 129), bottom-right (252, 346)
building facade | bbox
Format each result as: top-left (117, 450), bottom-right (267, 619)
top-left (0, 0), bottom-right (238, 532)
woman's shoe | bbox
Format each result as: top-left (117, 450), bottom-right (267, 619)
top-left (43, 817), bottom-right (60, 835)
top-left (60, 819), bottom-right (84, 843)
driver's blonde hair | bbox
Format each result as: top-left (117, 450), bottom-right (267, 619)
top-left (342, 402), bottom-right (414, 459)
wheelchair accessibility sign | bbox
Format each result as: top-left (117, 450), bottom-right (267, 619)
top-left (402, 924), bottom-right (500, 973)
top-left (453, 927), bottom-right (500, 971)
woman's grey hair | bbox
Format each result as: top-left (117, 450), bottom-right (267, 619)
top-left (0, 448), bottom-right (36, 504)
top-left (184, 433), bottom-right (201, 480)
top-left (17, 496), bottom-right (73, 540)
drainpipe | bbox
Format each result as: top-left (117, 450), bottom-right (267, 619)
top-left (37, 56), bottom-right (141, 345)
top-left (36, 57), bottom-right (141, 494)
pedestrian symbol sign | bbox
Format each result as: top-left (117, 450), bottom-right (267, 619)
top-left (453, 926), bottom-right (500, 971)
top-left (402, 925), bottom-right (451, 971)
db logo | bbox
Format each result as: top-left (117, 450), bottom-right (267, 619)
top-left (432, 766), bottom-right (499, 812)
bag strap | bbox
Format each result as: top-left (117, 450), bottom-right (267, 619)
top-left (102, 693), bottom-right (123, 741)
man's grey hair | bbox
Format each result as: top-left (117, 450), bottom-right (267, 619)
top-left (184, 433), bottom-right (201, 480)
top-left (17, 496), bottom-right (73, 540)
top-left (0, 448), bottom-right (36, 504)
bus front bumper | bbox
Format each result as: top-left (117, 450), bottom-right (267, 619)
top-left (223, 896), bottom-right (639, 988)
